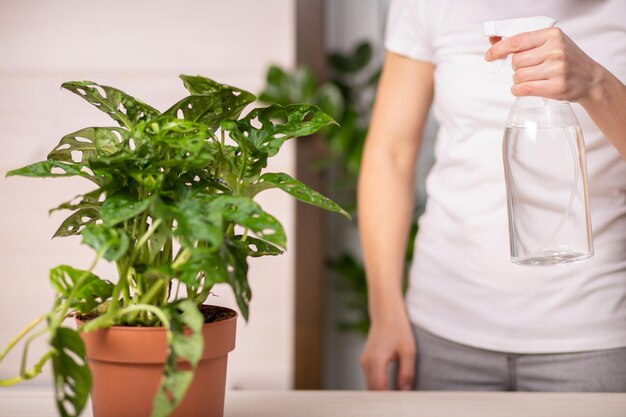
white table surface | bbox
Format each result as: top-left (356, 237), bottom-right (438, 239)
top-left (1, 388), bottom-right (625, 417)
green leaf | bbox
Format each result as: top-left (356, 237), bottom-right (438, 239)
top-left (62, 81), bottom-right (160, 129)
top-left (175, 247), bottom-right (228, 287)
top-left (234, 236), bottom-right (284, 257)
top-left (162, 92), bottom-right (252, 130)
top-left (164, 75), bottom-right (257, 130)
top-left (81, 223), bottom-right (130, 261)
top-left (175, 171), bottom-right (231, 199)
top-left (151, 300), bottom-right (204, 417)
top-left (150, 118), bottom-right (209, 154)
top-left (292, 66), bottom-right (317, 102)
top-left (100, 193), bottom-right (152, 226)
top-left (129, 172), bottom-right (164, 194)
top-left (180, 74), bottom-right (256, 107)
top-left (50, 327), bottom-right (91, 417)
top-left (6, 160), bottom-right (105, 185)
top-left (168, 300), bottom-right (203, 363)
top-left (329, 41), bottom-right (373, 73)
top-left (315, 83), bottom-right (345, 121)
top-left (53, 208), bottom-right (100, 238)
top-left (49, 265), bottom-right (114, 314)
top-left (251, 172), bottom-right (350, 219)
top-left (211, 196), bottom-right (286, 248)
top-left (232, 104), bottom-right (337, 157)
top-left (258, 65), bottom-right (291, 105)
top-left (148, 221), bottom-right (172, 264)
top-left (224, 240), bottom-right (251, 320)
top-left (47, 127), bottom-right (127, 164)
top-left (49, 189), bottom-right (105, 215)
top-left (168, 199), bottom-right (224, 249)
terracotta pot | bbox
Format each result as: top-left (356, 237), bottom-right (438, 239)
top-left (78, 306), bottom-right (237, 417)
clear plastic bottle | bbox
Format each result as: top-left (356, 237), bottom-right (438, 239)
top-left (502, 97), bottom-right (593, 265)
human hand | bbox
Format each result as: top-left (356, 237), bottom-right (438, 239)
top-left (359, 316), bottom-right (416, 390)
top-left (485, 27), bottom-right (602, 103)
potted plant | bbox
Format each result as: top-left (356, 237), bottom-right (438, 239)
top-left (0, 75), bottom-right (348, 417)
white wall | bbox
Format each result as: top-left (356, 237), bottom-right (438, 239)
top-left (0, 0), bottom-right (296, 390)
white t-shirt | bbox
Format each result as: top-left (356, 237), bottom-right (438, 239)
top-left (385, 0), bottom-right (626, 353)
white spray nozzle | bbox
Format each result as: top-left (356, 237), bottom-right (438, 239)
top-left (484, 16), bottom-right (556, 73)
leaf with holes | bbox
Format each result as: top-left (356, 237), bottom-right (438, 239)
top-left (150, 117), bottom-right (209, 152)
top-left (47, 127), bottom-right (127, 164)
top-left (162, 92), bottom-right (250, 131)
top-left (210, 195), bottom-right (286, 248)
top-left (100, 193), bottom-right (153, 226)
top-left (165, 198), bottom-right (224, 249)
top-left (50, 327), bottom-right (91, 417)
top-left (62, 81), bottom-right (160, 129)
top-left (234, 236), bottom-right (284, 257)
top-left (176, 171), bottom-right (231, 199)
top-left (81, 224), bottom-right (130, 261)
top-left (49, 189), bottom-right (105, 215)
top-left (226, 104), bottom-right (337, 158)
top-left (180, 74), bottom-right (256, 110)
top-left (6, 160), bottom-right (106, 185)
top-left (224, 240), bottom-right (251, 320)
top-left (53, 208), bottom-right (100, 238)
top-left (49, 265), bottom-right (114, 314)
top-left (250, 172), bottom-right (350, 219)
top-left (151, 300), bottom-right (203, 417)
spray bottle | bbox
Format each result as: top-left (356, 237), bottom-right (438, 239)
top-left (484, 17), bottom-right (593, 266)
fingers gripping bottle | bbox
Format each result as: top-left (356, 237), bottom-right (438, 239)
top-left (484, 17), bottom-right (594, 266)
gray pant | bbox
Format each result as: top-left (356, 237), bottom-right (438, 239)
top-left (412, 326), bottom-right (626, 392)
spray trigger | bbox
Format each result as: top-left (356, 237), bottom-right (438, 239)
top-left (484, 16), bottom-right (556, 74)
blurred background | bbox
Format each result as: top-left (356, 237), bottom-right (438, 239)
top-left (0, 0), bottom-right (435, 391)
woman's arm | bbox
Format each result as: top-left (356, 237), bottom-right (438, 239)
top-left (358, 51), bottom-right (434, 390)
top-left (486, 27), bottom-right (626, 157)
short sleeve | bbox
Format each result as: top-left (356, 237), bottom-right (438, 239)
top-left (384, 0), bottom-right (434, 62)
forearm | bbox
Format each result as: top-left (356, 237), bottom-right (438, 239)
top-left (579, 65), bottom-right (626, 158)
top-left (358, 140), bottom-right (417, 323)
top-left (357, 52), bottom-right (434, 325)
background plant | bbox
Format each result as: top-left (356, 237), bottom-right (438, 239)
top-left (260, 41), bottom-right (420, 334)
top-left (0, 75), bottom-right (348, 417)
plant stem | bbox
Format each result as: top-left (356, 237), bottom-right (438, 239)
top-left (137, 218), bottom-right (162, 250)
top-left (20, 327), bottom-right (48, 377)
top-left (235, 145), bottom-right (248, 196)
top-left (110, 218), bottom-right (163, 314)
top-left (82, 304), bottom-right (170, 333)
top-left (139, 279), bottom-right (165, 305)
top-left (0, 315), bottom-right (45, 362)
top-left (0, 349), bottom-right (56, 387)
top-left (172, 247), bottom-right (192, 269)
top-left (174, 280), bottom-right (181, 301)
